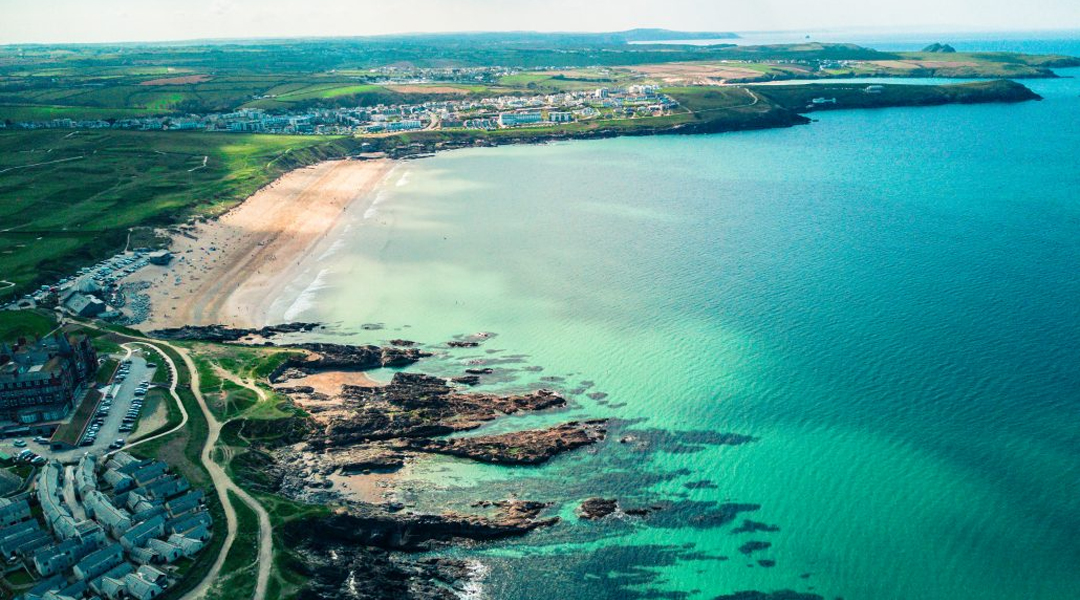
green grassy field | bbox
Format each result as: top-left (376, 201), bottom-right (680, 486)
top-left (0, 129), bottom-right (363, 295)
top-left (0, 309), bottom-right (55, 338)
top-left (751, 79), bottom-right (1039, 111)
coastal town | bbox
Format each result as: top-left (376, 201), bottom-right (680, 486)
top-left (2, 84), bottom-right (677, 136)
top-left (2, 452), bottom-right (209, 600)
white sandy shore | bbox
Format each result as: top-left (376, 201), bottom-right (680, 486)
top-left (132, 158), bottom-right (395, 330)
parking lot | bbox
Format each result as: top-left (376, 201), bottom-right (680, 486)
top-left (0, 348), bottom-right (160, 464)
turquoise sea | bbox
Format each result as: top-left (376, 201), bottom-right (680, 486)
top-left (277, 39), bottom-right (1080, 600)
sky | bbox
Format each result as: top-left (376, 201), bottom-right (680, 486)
top-left (1, 0), bottom-right (1078, 44)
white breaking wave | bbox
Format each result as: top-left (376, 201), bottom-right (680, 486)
top-left (396, 170), bottom-right (410, 187)
top-left (363, 189), bottom-right (391, 220)
top-left (282, 268), bottom-right (331, 321)
top-left (457, 560), bottom-right (489, 600)
top-left (316, 234), bottom-right (348, 262)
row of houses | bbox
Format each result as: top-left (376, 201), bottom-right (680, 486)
top-left (5, 85), bottom-right (676, 137)
top-left (4, 452), bottom-right (211, 600)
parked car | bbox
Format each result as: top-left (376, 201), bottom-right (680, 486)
top-left (12, 439), bottom-right (26, 448)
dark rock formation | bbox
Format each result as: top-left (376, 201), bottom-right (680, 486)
top-left (314, 373), bottom-right (565, 446)
top-left (275, 385), bottom-right (315, 395)
top-left (922, 42), bottom-right (957, 53)
top-left (291, 501), bottom-right (557, 551)
top-left (451, 375), bottom-right (481, 386)
top-left (149, 321), bottom-right (319, 342)
top-left (325, 445), bottom-right (408, 472)
top-left (389, 339), bottom-right (417, 346)
top-left (286, 501), bottom-right (557, 600)
top-left (271, 343), bottom-right (430, 381)
top-left (295, 546), bottom-right (470, 600)
top-left (465, 367), bottom-right (494, 375)
top-left (447, 340), bottom-right (480, 348)
top-left (575, 496), bottom-right (663, 520)
top-left (577, 497), bottom-right (619, 520)
top-left (401, 420), bottom-right (607, 465)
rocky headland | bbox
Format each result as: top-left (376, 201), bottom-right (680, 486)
top-left (211, 338), bottom-right (619, 598)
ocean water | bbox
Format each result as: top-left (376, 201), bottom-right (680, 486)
top-left (277, 58), bottom-right (1080, 599)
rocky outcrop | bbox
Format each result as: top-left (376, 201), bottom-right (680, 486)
top-left (286, 501), bottom-right (556, 600)
top-left (149, 322), bottom-right (320, 342)
top-left (447, 340), bottom-right (480, 348)
top-left (295, 547), bottom-right (471, 600)
top-left (922, 42), bottom-right (957, 53)
top-left (575, 497), bottom-right (664, 520)
top-left (577, 497), bottom-right (619, 520)
top-left (324, 444), bottom-right (408, 472)
top-left (292, 500), bottom-right (557, 551)
top-left (270, 343), bottom-right (430, 382)
top-left (401, 420), bottom-right (607, 465)
top-left (314, 373), bottom-right (565, 446)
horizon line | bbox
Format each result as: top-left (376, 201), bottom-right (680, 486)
top-left (3, 25), bottom-right (1080, 48)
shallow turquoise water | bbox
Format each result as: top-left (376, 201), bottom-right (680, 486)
top-left (284, 66), bottom-right (1080, 599)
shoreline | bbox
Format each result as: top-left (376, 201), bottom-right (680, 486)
top-left (131, 158), bottom-right (396, 331)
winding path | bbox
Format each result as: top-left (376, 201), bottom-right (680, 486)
top-left (83, 327), bottom-right (271, 600)
top-left (171, 344), bottom-right (272, 600)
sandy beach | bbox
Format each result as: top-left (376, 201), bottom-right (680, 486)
top-left (131, 158), bottom-right (394, 330)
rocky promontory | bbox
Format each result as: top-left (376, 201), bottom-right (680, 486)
top-left (314, 373), bottom-right (566, 446)
top-left (149, 321), bottom-right (320, 342)
top-left (400, 420), bottom-right (608, 465)
top-left (270, 343), bottom-right (431, 381)
top-left (285, 501), bottom-right (558, 600)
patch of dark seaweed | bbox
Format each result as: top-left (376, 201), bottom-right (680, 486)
top-left (613, 425), bottom-right (757, 454)
top-left (713, 591), bottom-right (823, 600)
top-left (480, 544), bottom-right (722, 600)
top-left (738, 541), bottom-right (772, 555)
top-left (636, 500), bottom-right (760, 530)
top-left (732, 519), bottom-right (780, 534)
